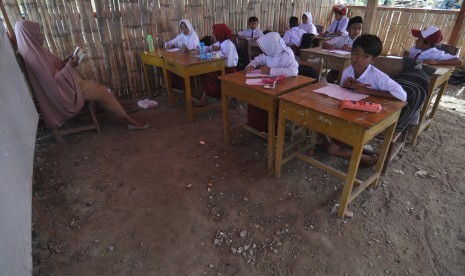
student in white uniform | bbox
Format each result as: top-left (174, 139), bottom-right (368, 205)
top-left (403, 26), bottom-right (462, 66)
top-left (327, 34), bottom-right (407, 167)
top-left (165, 19), bottom-right (200, 52)
top-left (238, 16), bottom-right (264, 39)
top-left (322, 16), bottom-right (363, 83)
top-left (298, 12), bottom-right (317, 35)
top-left (321, 4), bottom-right (349, 36)
top-left (245, 32), bottom-right (299, 132)
top-left (283, 16), bottom-right (306, 55)
top-left (198, 24), bottom-right (238, 106)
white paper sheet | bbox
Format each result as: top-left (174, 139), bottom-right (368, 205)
top-left (246, 69), bottom-right (270, 78)
top-left (246, 78), bottom-right (265, 86)
top-left (313, 83), bottom-right (369, 101)
top-left (166, 48), bottom-right (182, 52)
top-left (320, 49), bottom-right (351, 55)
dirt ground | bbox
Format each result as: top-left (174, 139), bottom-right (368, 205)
top-left (32, 84), bottom-right (465, 276)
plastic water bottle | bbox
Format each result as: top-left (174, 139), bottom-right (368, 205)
top-left (199, 42), bottom-right (206, 60)
top-left (147, 35), bottom-right (155, 53)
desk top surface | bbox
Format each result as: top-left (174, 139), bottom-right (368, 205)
top-left (219, 71), bottom-right (316, 96)
top-left (300, 47), bottom-right (351, 58)
top-left (280, 82), bottom-right (406, 128)
top-left (141, 50), bottom-right (225, 65)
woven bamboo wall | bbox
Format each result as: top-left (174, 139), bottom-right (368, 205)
top-left (2, 1), bottom-right (464, 99)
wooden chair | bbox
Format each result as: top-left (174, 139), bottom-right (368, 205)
top-left (15, 53), bottom-right (101, 143)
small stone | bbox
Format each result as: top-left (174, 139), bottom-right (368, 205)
top-left (231, 247), bottom-right (237, 254)
top-left (240, 230), bottom-right (247, 238)
top-left (208, 263), bottom-right (214, 269)
top-left (94, 240), bottom-right (99, 243)
top-left (384, 269), bottom-right (391, 274)
top-left (214, 239), bottom-right (220, 245)
top-left (109, 245), bottom-right (114, 251)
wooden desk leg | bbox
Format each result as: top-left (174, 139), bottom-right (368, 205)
top-left (164, 69), bottom-right (175, 108)
top-left (274, 104), bottom-right (286, 177)
top-left (185, 76), bottom-right (194, 122)
top-left (337, 143), bottom-right (363, 218)
top-left (267, 105), bottom-right (276, 171)
top-left (222, 94), bottom-right (230, 145)
top-left (142, 63), bottom-right (152, 94)
top-left (375, 121), bottom-right (397, 178)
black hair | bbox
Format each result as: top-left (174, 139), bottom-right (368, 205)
top-left (248, 16), bottom-right (259, 24)
top-left (348, 16), bottom-right (363, 28)
top-left (289, 16), bottom-right (299, 28)
top-left (352, 34), bottom-right (383, 57)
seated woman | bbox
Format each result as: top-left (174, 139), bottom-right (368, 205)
top-left (245, 32), bottom-right (299, 133)
top-left (165, 19), bottom-right (200, 52)
top-left (15, 20), bottom-right (150, 130)
top-left (198, 23), bottom-right (238, 105)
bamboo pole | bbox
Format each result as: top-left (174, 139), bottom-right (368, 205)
top-left (449, 1), bottom-right (465, 46)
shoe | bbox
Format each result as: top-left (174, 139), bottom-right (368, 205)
top-left (128, 122), bottom-right (152, 130)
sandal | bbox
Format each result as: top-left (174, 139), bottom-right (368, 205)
top-left (359, 153), bottom-right (378, 168)
top-left (128, 122), bottom-right (152, 130)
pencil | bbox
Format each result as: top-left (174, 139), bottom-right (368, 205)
top-left (400, 45), bottom-right (407, 51)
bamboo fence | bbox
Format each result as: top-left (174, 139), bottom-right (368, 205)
top-left (1, 1), bottom-right (464, 99)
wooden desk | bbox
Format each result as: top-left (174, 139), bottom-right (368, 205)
top-left (300, 47), bottom-right (351, 84)
top-left (140, 51), bottom-right (166, 95)
top-left (410, 66), bottom-right (453, 144)
top-left (219, 71), bottom-right (316, 171)
top-left (161, 50), bottom-right (226, 122)
top-left (274, 83), bottom-right (405, 218)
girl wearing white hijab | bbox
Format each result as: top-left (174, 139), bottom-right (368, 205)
top-left (245, 32), bottom-right (299, 77)
top-left (298, 12), bottom-right (317, 35)
top-left (166, 19), bottom-right (200, 51)
top-left (15, 20), bottom-right (150, 130)
top-left (245, 32), bottom-right (299, 132)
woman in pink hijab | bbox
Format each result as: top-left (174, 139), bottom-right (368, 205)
top-left (15, 20), bottom-right (151, 130)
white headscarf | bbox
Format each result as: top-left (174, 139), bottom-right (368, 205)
top-left (298, 12), bottom-right (317, 35)
top-left (178, 19), bottom-right (199, 48)
top-left (256, 32), bottom-right (293, 57)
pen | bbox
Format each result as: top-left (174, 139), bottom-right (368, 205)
top-left (400, 45), bottom-right (407, 51)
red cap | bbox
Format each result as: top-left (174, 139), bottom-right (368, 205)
top-left (411, 26), bottom-right (443, 44)
top-left (332, 4), bottom-right (347, 15)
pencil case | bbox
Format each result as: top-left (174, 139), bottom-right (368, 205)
top-left (262, 75), bottom-right (286, 84)
top-left (340, 100), bottom-right (382, 113)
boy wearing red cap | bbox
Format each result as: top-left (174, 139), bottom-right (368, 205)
top-left (403, 26), bottom-right (462, 66)
top-left (321, 4), bottom-right (349, 36)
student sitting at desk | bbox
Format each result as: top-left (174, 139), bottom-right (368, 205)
top-left (321, 4), bottom-right (349, 36)
top-left (298, 12), bottom-right (318, 35)
top-left (165, 19), bottom-right (200, 52)
top-left (325, 34), bottom-right (407, 166)
top-left (238, 16), bottom-right (264, 39)
top-left (402, 26), bottom-right (462, 66)
top-left (245, 32), bottom-right (299, 133)
top-left (198, 24), bottom-right (238, 106)
top-left (283, 16), bottom-right (306, 54)
top-left (322, 16), bottom-right (363, 83)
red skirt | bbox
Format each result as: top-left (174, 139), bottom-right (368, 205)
top-left (201, 67), bottom-right (237, 98)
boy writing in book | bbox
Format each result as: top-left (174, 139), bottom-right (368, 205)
top-left (403, 26), bottom-right (462, 66)
top-left (238, 16), bottom-right (264, 39)
top-left (322, 16), bottom-right (363, 83)
top-left (325, 34), bottom-right (407, 166)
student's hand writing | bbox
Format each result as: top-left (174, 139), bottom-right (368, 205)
top-left (322, 43), bottom-right (334, 50)
top-left (245, 65), bottom-right (255, 72)
top-left (260, 66), bottom-right (271, 74)
top-left (211, 45), bottom-right (220, 51)
top-left (63, 53), bottom-right (73, 63)
top-left (343, 77), bottom-right (371, 93)
top-left (341, 44), bottom-right (352, 52)
top-left (67, 55), bottom-right (79, 68)
top-left (402, 51), bottom-right (410, 57)
top-left (181, 44), bottom-right (189, 52)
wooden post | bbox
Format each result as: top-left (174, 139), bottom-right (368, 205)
top-left (449, 1), bottom-right (465, 46)
top-left (363, 0), bottom-right (378, 35)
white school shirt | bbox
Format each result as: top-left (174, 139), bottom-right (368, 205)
top-left (248, 49), bottom-right (299, 77)
top-left (327, 35), bottom-right (356, 49)
top-left (328, 17), bottom-right (349, 36)
top-left (166, 31), bottom-right (200, 50)
top-left (210, 39), bottom-right (238, 68)
top-left (283, 27), bottom-right (306, 47)
top-left (341, 64), bottom-right (407, 101)
top-left (298, 23), bottom-right (317, 35)
top-left (408, 46), bottom-right (458, 61)
top-left (238, 29), bottom-right (264, 39)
